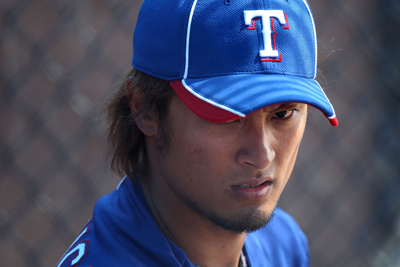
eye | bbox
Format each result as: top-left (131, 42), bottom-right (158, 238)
top-left (272, 109), bottom-right (296, 119)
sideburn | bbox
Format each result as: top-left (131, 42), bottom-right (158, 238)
top-left (155, 114), bottom-right (172, 157)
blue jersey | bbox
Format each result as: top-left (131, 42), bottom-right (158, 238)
top-left (58, 177), bottom-right (309, 266)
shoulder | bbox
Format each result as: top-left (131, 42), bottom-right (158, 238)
top-left (57, 177), bottom-right (195, 267)
top-left (244, 208), bottom-right (310, 267)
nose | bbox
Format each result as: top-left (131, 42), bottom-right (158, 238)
top-left (236, 119), bottom-right (275, 171)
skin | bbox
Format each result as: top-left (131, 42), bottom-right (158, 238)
top-left (136, 94), bottom-right (308, 267)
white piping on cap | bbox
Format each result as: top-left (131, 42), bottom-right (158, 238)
top-left (181, 80), bottom-right (246, 117)
top-left (302, 0), bottom-right (318, 79)
top-left (184, 0), bottom-right (199, 79)
top-left (315, 80), bottom-right (336, 118)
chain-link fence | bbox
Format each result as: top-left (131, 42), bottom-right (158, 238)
top-left (1, 0), bottom-right (399, 266)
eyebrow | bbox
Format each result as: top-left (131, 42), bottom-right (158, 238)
top-left (272, 103), bottom-right (287, 110)
top-left (263, 103), bottom-right (286, 113)
top-left (263, 103), bottom-right (302, 113)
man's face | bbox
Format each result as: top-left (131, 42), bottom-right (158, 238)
top-left (148, 95), bottom-right (307, 233)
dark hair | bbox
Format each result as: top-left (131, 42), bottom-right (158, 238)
top-left (106, 68), bottom-right (174, 178)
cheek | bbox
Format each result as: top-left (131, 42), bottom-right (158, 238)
top-left (274, 123), bottom-right (305, 180)
top-left (177, 145), bottom-right (226, 181)
top-left (169, 132), bottom-right (212, 178)
top-left (173, 126), bottom-right (232, 168)
top-left (285, 133), bottom-right (302, 180)
top-left (167, 145), bottom-right (226, 204)
top-left (169, 131), bottom-right (233, 192)
top-left (188, 147), bottom-right (213, 167)
top-left (283, 140), bottom-right (302, 178)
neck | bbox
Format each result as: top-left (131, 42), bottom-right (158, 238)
top-left (141, 176), bottom-right (247, 267)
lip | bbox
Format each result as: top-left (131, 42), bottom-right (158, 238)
top-left (231, 178), bottom-right (273, 200)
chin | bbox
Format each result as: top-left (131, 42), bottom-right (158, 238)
top-left (209, 207), bottom-right (276, 233)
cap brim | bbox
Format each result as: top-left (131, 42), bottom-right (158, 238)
top-left (170, 74), bottom-right (338, 126)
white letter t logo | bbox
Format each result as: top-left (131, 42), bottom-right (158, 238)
top-left (244, 10), bottom-right (289, 62)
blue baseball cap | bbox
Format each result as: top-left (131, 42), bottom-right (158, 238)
top-left (132, 0), bottom-right (338, 126)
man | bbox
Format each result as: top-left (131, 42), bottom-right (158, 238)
top-left (58, 0), bottom-right (337, 266)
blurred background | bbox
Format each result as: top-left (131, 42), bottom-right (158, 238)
top-left (1, 0), bottom-right (399, 266)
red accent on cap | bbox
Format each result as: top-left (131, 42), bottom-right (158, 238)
top-left (170, 80), bottom-right (242, 123)
top-left (329, 117), bottom-right (339, 127)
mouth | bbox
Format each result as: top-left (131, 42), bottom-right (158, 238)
top-left (231, 178), bottom-right (273, 200)
top-left (233, 180), bottom-right (272, 189)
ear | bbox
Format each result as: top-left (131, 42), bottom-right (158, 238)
top-left (125, 79), bottom-right (158, 137)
